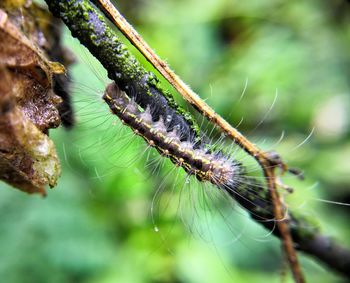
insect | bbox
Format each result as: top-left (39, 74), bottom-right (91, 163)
top-left (103, 82), bottom-right (243, 186)
top-left (102, 82), bottom-right (275, 224)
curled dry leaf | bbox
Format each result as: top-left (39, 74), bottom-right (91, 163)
top-left (0, 4), bottom-right (66, 195)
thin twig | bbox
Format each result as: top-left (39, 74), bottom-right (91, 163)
top-left (94, 0), bottom-right (305, 282)
top-left (265, 169), bottom-right (305, 283)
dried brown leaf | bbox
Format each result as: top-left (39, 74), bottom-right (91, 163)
top-left (0, 6), bottom-right (63, 195)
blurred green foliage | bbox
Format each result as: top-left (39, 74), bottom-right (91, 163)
top-left (1, 0), bottom-right (350, 282)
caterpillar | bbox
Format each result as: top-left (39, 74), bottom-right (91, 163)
top-left (103, 82), bottom-right (242, 185)
top-left (103, 82), bottom-right (275, 223)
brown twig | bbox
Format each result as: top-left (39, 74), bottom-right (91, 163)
top-left (93, 0), bottom-right (306, 282)
top-left (265, 169), bottom-right (305, 283)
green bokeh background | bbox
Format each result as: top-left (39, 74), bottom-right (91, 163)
top-left (1, 0), bottom-right (349, 282)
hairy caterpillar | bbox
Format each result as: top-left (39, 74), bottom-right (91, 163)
top-left (103, 82), bottom-right (275, 224)
top-left (103, 82), bottom-right (242, 186)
